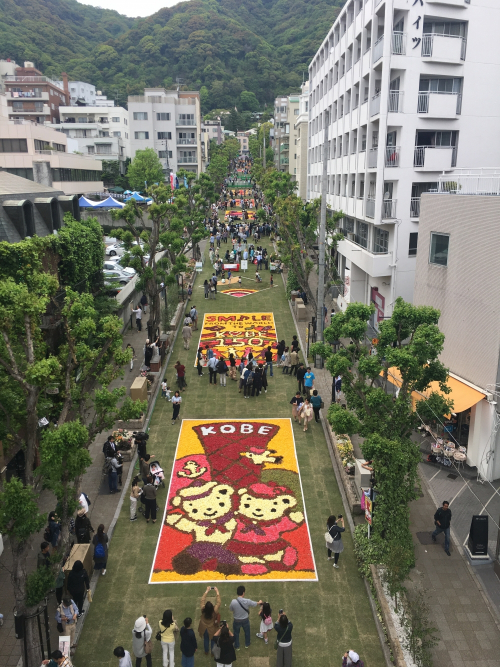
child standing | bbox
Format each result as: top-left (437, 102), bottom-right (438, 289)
top-left (256, 602), bottom-right (273, 644)
top-left (130, 475), bottom-right (142, 522)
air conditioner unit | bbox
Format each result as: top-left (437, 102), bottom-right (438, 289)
top-left (347, 232), bottom-right (355, 241)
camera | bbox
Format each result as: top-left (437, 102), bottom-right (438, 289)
top-left (279, 609), bottom-right (283, 614)
top-left (210, 586), bottom-right (215, 590)
top-left (221, 620), bottom-right (227, 627)
top-left (338, 514), bottom-right (343, 519)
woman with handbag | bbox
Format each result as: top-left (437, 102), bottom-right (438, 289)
top-left (326, 515), bottom-right (345, 569)
top-left (298, 398), bottom-right (314, 432)
top-left (212, 624), bottom-right (236, 666)
top-left (158, 609), bottom-right (179, 667)
top-left (132, 616), bottom-right (152, 667)
top-left (198, 586), bottom-right (221, 656)
top-left (66, 560), bottom-right (89, 618)
top-left (274, 612), bottom-right (293, 667)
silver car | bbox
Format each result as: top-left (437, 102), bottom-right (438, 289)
top-left (103, 268), bottom-right (136, 287)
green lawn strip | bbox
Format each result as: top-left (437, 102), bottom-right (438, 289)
top-left (77, 233), bottom-right (384, 667)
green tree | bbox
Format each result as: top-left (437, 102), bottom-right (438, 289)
top-left (311, 298), bottom-right (453, 577)
top-left (240, 90), bottom-right (260, 112)
top-left (127, 148), bottom-right (165, 191)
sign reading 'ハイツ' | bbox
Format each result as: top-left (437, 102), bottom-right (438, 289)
top-left (150, 419), bottom-right (317, 583)
top-left (195, 312), bottom-right (278, 366)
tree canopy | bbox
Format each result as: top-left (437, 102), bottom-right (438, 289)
top-left (127, 148), bottom-right (165, 191)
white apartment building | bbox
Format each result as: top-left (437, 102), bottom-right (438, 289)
top-left (287, 96), bottom-right (300, 181)
top-left (55, 106), bottom-right (130, 171)
top-left (273, 96), bottom-right (289, 172)
top-left (308, 0), bottom-right (500, 322)
top-left (201, 119), bottom-right (224, 145)
top-left (295, 82), bottom-right (310, 201)
top-left (55, 80), bottom-right (96, 106)
top-left (128, 89), bottom-right (203, 177)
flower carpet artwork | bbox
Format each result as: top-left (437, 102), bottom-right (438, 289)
top-left (220, 289), bottom-right (258, 298)
top-left (195, 312), bottom-right (278, 366)
top-left (150, 419), bottom-right (317, 583)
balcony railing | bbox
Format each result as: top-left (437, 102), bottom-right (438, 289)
top-left (414, 145), bottom-right (457, 168)
top-left (178, 157), bottom-right (197, 163)
top-left (371, 92), bottom-right (381, 116)
top-left (382, 199), bottom-right (397, 219)
top-left (421, 33), bottom-right (467, 61)
top-left (373, 35), bottom-right (384, 62)
top-left (438, 169), bottom-right (500, 195)
top-left (385, 146), bottom-right (400, 167)
top-left (280, 158), bottom-right (289, 165)
top-left (368, 148), bottom-right (378, 168)
top-left (177, 138), bottom-right (196, 145)
top-left (338, 229), bottom-right (368, 249)
top-left (388, 91), bottom-right (404, 113)
top-left (410, 198), bottom-right (420, 217)
top-left (391, 32), bottom-right (406, 55)
top-left (366, 198), bottom-right (376, 218)
top-left (176, 119), bottom-right (196, 126)
top-left (417, 91), bottom-right (462, 115)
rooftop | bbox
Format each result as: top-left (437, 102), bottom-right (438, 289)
top-left (0, 170), bottom-right (60, 196)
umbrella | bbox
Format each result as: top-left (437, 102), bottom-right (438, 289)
top-left (123, 190), bottom-right (133, 195)
top-left (109, 186), bottom-right (124, 193)
top-left (93, 196), bottom-right (125, 208)
top-left (79, 196), bottom-right (98, 207)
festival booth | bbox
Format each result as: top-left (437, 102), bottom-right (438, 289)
top-left (78, 196), bottom-right (97, 207)
top-left (222, 263), bottom-right (240, 271)
top-left (93, 196), bottom-right (125, 209)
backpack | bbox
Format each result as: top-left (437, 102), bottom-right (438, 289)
top-left (94, 541), bottom-right (105, 558)
top-left (264, 615), bottom-right (273, 626)
top-left (245, 370), bottom-right (254, 385)
top-left (44, 525), bottom-right (52, 542)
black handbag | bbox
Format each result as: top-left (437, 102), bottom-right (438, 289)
top-left (212, 638), bottom-right (221, 660)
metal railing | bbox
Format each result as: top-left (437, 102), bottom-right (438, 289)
top-left (177, 138), bottom-right (196, 144)
top-left (382, 199), bottom-right (397, 218)
top-left (178, 157), bottom-right (197, 163)
top-left (373, 35), bottom-right (384, 62)
top-left (385, 146), bottom-right (400, 167)
top-left (371, 92), bottom-right (381, 116)
top-left (391, 32), bottom-right (406, 55)
top-left (417, 91), bottom-right (462, 115)
top-left (388, 91), bottom-right (404, 112)
top-left (5, 75), bottom-right (61, 87)
top-left (368, 148), bottom-right (378, 168)
top-left (421, 33), bottom-right (467, 61)
top-left (176, 119), bottom-right (196, 126)
top-left (339, 229), bottom-right (368, 249)
top-left (413, 145), bottom-right (457, 168)
top-left (410, 197), bottom-right (420, 217)
top-left (366, 198), bottom-right (376, 218)
top-left (438, 169), bottom-right (500, 195)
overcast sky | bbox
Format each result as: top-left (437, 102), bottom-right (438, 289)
top-left (83, 0), bottom-right (186, 18)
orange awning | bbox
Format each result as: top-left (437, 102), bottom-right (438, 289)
top-left (383, 368), bottom-right (486, 414)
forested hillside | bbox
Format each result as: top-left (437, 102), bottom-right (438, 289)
top-left (0, 0), bottom-right (344, 111)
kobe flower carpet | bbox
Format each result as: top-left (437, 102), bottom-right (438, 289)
top-left (150, 419), bottom-right (317, 583)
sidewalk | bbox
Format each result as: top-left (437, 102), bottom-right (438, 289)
top-left (287, 264), bottom-right (500, 663)
top-left (0, 316), bottom-right (171, 665)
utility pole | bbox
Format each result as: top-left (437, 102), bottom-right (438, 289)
top-left (263, 132), bottom-right (266, 169)
top-left (315, 109), bottom-right (329, 369)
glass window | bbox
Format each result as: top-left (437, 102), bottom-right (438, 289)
top-left (357, 221), bottom-right (368, 248)
top-left (0, 138), bottom-right (28, 152)
top-left (6, 167), bottom-right (33, 180)
top-left (409, 232), bottom-right (418, 256)
top-left (134, 132), bottom-right (149, 140)
top-left (157, 132), bottom-right (172, 140)
top-left (157, 113), bottom-right (170, 121)
top-left (133, 112), bottom-right (148, 120)
top-left (429, 233), bottom-right (449, 266)
top-left (374, 229), bottom-right (389, 253)
top-left (112, 117), bottom-right (120, 122)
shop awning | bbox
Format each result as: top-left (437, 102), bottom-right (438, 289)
top-left (383, 368), bottom-right (487, 414)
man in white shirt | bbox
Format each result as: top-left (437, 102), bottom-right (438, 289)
top-left (189, 306), bottom-right (198, 331)
top-left (130, 304), bottom-right (142, 332)
top-left (207, 354), bottom-right (218, 386)
top-left (78, 493), bottom-right (89, 514)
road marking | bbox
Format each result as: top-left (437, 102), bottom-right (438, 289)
top-left (449, 482), bottom-right (466, 506)
top-left (429, 469), bottom-right (441, 483)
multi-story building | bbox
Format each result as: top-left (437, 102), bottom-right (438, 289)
top-left (236, 131), bottom-right (251, 156)
top-left (54, 80), bottom-right (96, 106)
top-left (128, 89), bottom-right (203, 177)
top-left (308, 0), bottom-right (500, 321)
top-left (273, 96), bottom-right (288, 172)
top-left (413, 172), bottom-right (500, 481)
top-left (295, 82), bottom-right (310, 201)
top-left (286, 96), bottom-right (300, 181)
top-left (201, 119), bottom-right (224, 146)
top-left (0, 116), bottom-right (103, 195)
top-left (4, 62), bottom-right (68, 124)
top-left (55, 105), bottom-right (130, 172)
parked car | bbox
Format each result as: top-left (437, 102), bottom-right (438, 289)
top-left (103, 268), bottom-right (136, 286)
top-left (105, 242), bottom-right (126, 257)
top-left (103, 260), bottom-right (137, 276)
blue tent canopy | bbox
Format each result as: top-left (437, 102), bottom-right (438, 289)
top-left (93, 196), bottom-right (125, 209)
top-left (79, 196), bottom-right (97, 207)
top-left (124, 192), bottom-right (152, 203)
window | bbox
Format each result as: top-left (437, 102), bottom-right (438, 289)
top-left (51, 168), bottom-right (102, 182)
top-left (0, 138), bottom-right (28, 152)
top-left (294, 108), bottom-right (299, 115)
top-left (134, 131), bottom-right (149, 140)
top-left (133, 112), bottom-right (148, 120)
top-left (77, 117), bottom-right (88, 123)
top-left (157, 113), bottom-right (170, 121)
top-left (96, 144), bottom-right (112, 155)
top-left (374, 229), bottom-right (389, 253)
top-left (112, 117), bottom-right (120, 122)
top-left (6, 167), bottom-right (33, 180)
top-left (409, 232), bottom-right (418, 256)
top-left (35, 102), bottom-right (44, 112)
top-left (12, 101), bottom-right (23, 111)
top-left (87, 146), bottom-right (95, 154)
top-left (158, 150), bottom-right (173, 159)
top-left (157, 132), bottom-right (172, 140)
top-left (113, 131), bottom-right (121, 137)
top-left (429, 233), bottom-right (449, 266)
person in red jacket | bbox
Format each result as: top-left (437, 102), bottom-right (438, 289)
top-left (174, 361), bottom-right (187, 391)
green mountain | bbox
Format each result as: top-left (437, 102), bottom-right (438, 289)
top-left (0, 0), bottom-right (344, 110)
